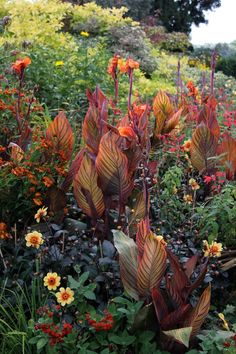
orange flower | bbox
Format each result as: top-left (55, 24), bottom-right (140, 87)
top-left (34, 206), bottom-right (48, 223)
top-left (189, 178), bottom-right (200, 191)
top-left (44, 272), bottom-right (61, 290)
top-left (25, 231), bottom-right (44, 249)
top-left (55, 287), bottom-right (74, 306)
top-left (0, 222), bottom-right (9, 240)
top-left (117, 58), bottom-right (127, 73)
top-left (107, 55), bottom-right (119, 79)
top-left (183, 194), bottom-right (193, 204)
top-left (11, 166), bottom-right (28, 177)
top-left (43, 176), bottom-right (54, 187)
top-left (118, 126), bottom-right (137, 141)
top-left (125, 58), bottom-right (139, 71)
top-left (33, 198), bottom-right (43, 206)
top-left (203, 240), bottom-right (223, 258)
top-left (182, 139), bottom-right (191, 152)
top-left (12, 57), bottom-right (31, 75)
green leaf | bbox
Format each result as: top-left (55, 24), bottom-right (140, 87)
top-left (84, 290), bottom-right (96, 300)
top-left (36, 337), bottom-right (48, 350)
top-left (108, 332), bottom-right (136, 346)
top-left (162, 327), bottom-right (192, 348)
top-left (68, 275), bottom-right (81, 289)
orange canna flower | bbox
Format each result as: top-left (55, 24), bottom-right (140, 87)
top-left (117, 58), bottom-right (127, 73)
top-left (33, 198), bottom-right (43, 206)
top-left (0, 222), bottom-right (9, 240)
top-left (12, 57), bottom-right (31, 75)
top-left (118, 126), bottom-right (137, 141)
top-left (44, 272), bottom-right (61, 291)
top-left (55, 287), bottom-right (74, 306)
top-left (25, 231), bottom-right (44, 249)
top-left (34, 206), bottom-right (48, 223)
top-left (107, 55), bottom-right (119, 79)
top-left (125, 58), bottom-right (139, 71)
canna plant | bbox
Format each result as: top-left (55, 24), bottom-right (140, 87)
top-left (113, 217), bottom-right (211, 353)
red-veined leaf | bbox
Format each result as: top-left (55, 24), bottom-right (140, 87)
top-left (161, 304), bottom-right (191, 330)
top-left (183, 255), bottom-right (199, 279)
top-left (73, 154), bottom-right (105, 219)
top-left (185, 261), bottom-right (208, 298)
top-left (113, 230), bottom-right (139, 300)
top-left (129, 192), bottom-right (147, 227)
top-left (95, 131), bottom-right (133, 199)
top-left (190, 123), bottom-right (218, 173)
top-left (61, 148), bottom-right (85, 192)
top-left (46, 111), bottom-right (74, 160)
top-left (198, 96), bottom-right (220, 139)
top-left (137, 233), bottom-right (167, 295)
top-left (217, 134), bottom-right (236, 180)
top-left (165, 275), bottom-right (183, 308)
top-left (136, 217), bottom-right (150, 257)
top-left (47, 185), bottom-right (67, 213)
top-left (166, 248), bottom-right (189, 294)
top-left (153, 91), bottom-right (173, 136)
top-left (163, 108), bottom-right (182, 134)
top-left (184, 284), bottom-right (211, 338)
top-left (151, 288), bottom-right (168, 323)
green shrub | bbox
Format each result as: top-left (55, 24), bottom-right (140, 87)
top-left (216, 55), bottom-right (236, 79)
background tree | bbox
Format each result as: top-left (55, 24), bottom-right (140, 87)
top-left (152, 0), bottom-right (221, 33)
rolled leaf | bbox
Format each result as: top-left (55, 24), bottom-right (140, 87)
top-left (153, 91), bottom-right (173, 136)
top-left (137, 233), bottom-right (167, 295)
top-left (112, 230), bottom-right (139, 300)
top-left (96, 131), bottom-right (133, 199)
top-left (73, 154), bottom-right (105, 219)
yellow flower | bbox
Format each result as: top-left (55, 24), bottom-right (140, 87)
top-left (25, 231), bottom-right (44, 249)
top-left (189, 178), bottom-right (200, 191)
top-left (80, 31), bottom-right (89, 37)
top-left (202, 240), bottom-right (223, 257)
top-left (56, 287), bottom-right (74, 306)
top-left (172, 186), bottom-right (178, 195)
top-left (54, 61), bottom-right (64, 67)
top-left (218, 313), bottom-right (230, 331)
top-left (34, 206), bottom-right (48, 223)
top-left (183, 194), bottom-right (193, 204)
top-left (44, 272), bottom-right (61, 291)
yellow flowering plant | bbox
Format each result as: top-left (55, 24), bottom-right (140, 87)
top-left (25, 231), bottom-right (44, 249)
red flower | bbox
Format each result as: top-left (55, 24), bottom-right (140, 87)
top-left (204, 175), bottom-right (212, 184)
top-left (12, 57), bottom-right (31, 75)
top-left (223, 342), bottom-right (231, 348)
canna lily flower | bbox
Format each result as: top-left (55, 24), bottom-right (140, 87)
top-left (25, 231), bottom-right (44, 249)
top-left (44, 272), bottom-right (61, 291)
top-left (189, 178), bottom-right (200, 191)
top-left (118, 126), bottom-right (137, 140)
top-left (34, 206), bottom-right (48, 223)
top-left (55, 287), bottom-right (74, 306)
top-left (125, 58), bottom-right (139, 71)
top-left (107, 54), bottom-right (119, 79)
top-left (202, 240), bottom-right (223, 257)
top-left (12, 57), bottom-right (31, 75)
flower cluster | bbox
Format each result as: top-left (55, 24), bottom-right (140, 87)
top-left (85, 310), bottom-right (114, 332)
top-left (35, 321), bottom-right (72, 347)
top-left (12, 57), bottom-right (31, 76)
top-left (107, 55), bottom-right (139, 78)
